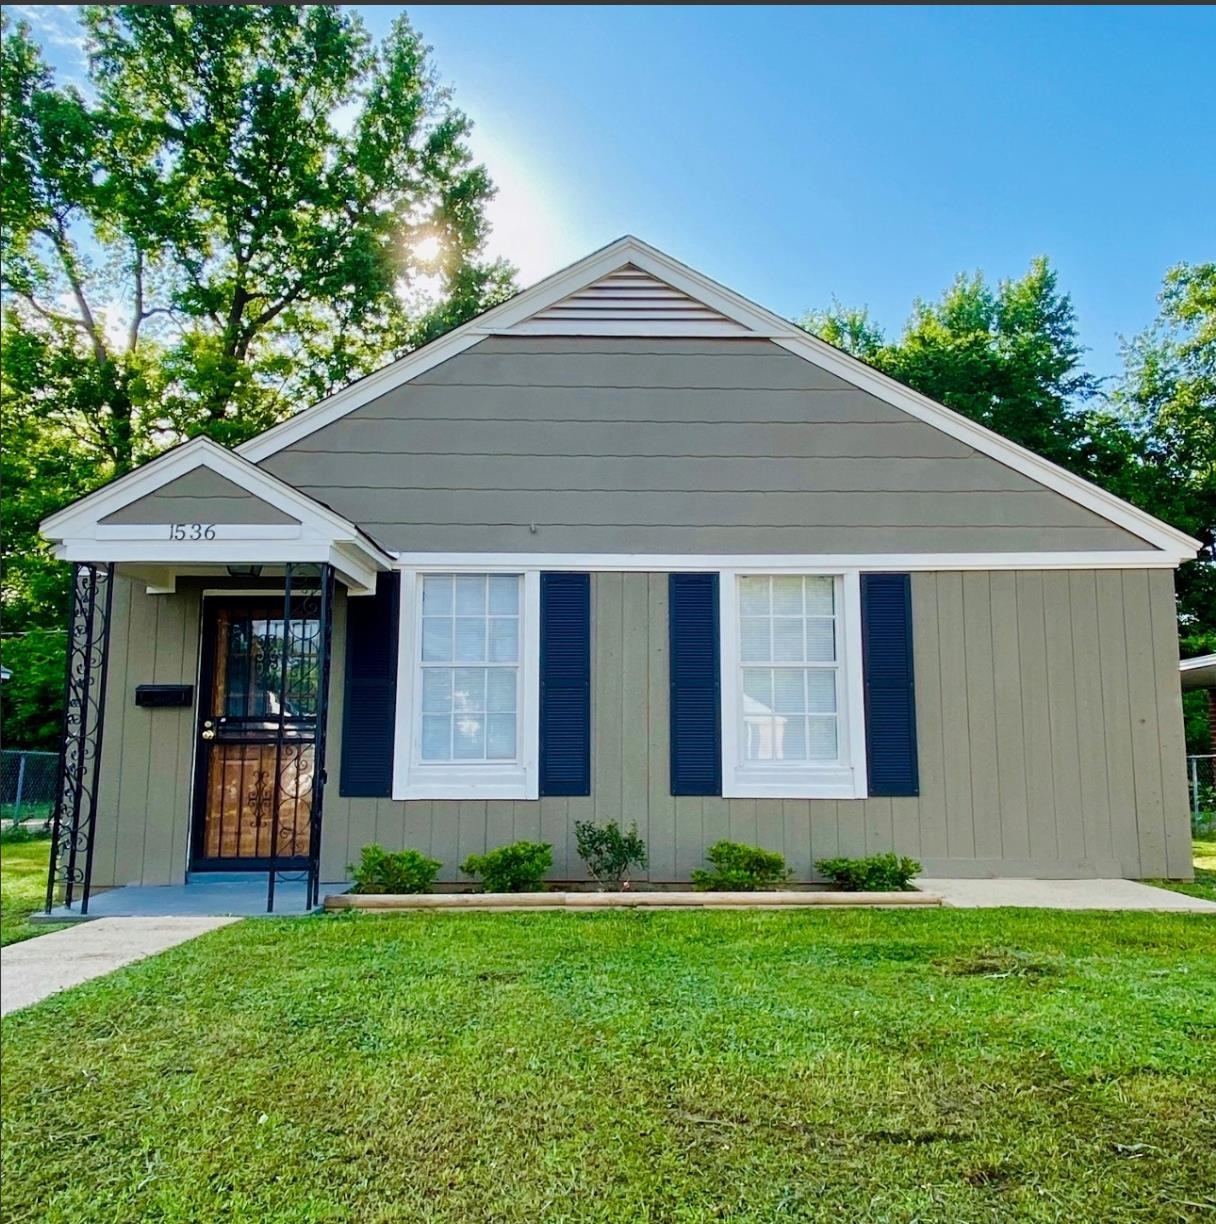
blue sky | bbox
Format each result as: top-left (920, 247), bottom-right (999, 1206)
top-left (18, 4), bottom-right (1216, 379)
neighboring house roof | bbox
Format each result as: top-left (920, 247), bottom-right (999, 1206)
top-left (0, 666), bottom-right (11, 682)
top-left (39, 236), bottom-right (1200, 568)
top-left (1180, 654), bottom-right (1216, 691)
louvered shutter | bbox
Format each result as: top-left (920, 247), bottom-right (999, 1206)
top-left (339, 571), bottom-right (399, 797)
top-left (860, 573), bottom-right (919, 797)
top-left (669, 573), bottom-right (722, 795)
top-left (539, 572), bottom-right (591, 796)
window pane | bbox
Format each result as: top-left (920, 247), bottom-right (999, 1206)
top-left (454, 575), bottom-right (486, 615)
top-left (486, 714), bottom-right (516, 759)
top-left (486, 668), bottom-right (516, 713)
top-left (452, 667), bottom-right (486, 713)
top-left (488, 575), bottom-right (519, 615)
top-left (739, 576), bottom-right (770, 615)
top-left (743, 717), bottom-right (774, 761)
top-left (805, 617), bottom-right (835, 662)
top-left (488, 617), bottom-right (519, 662)
top-left (453, 715), bottom-right (485, 758)
top-left (421, 669), bottom-right (452, 713)
top-left (422, 617), bottom-right (452, 662)
top-left (807, 670), bottom-right (837, 713)
top-left (777, 715), bottom-right (807, 761)
top-left (454, 617), bottom-right (485, 662)
top-left (742, 668), bottom-right (772, 711)
top-left (773, 618), bottom-right (804, 662)
top-left (740, 617), bottom-right (770, 662)
top-left (421, 715), bottom-right (451, 761)
top-left (422, 575), bottom-right (452, 615)
top-left (772, 576), bottom-right (802, 615)
top-left (772, 668), bottom-right (806, 713)
top-left (804, 577), bottom-right (834, 616)
top-left (808, 716), bottom-right (838, 760)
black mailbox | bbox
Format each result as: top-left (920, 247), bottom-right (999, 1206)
top-left (134, 684), bottom-right (193, 708)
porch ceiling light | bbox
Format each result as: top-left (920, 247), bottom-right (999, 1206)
top-left (226, 564), bottom-right (263, 578)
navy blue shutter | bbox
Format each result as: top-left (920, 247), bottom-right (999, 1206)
top-left (669, 573), bottom-right (721, 795)
top-left (860, 573), bottom-right (919, 796)
top-left (539, 572), bottom-right (591, 796)
top-left (339, 571), bottom-right (399, 798)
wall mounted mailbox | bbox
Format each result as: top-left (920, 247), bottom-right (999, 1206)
top-left (134, 684), bottom-right (193, 709)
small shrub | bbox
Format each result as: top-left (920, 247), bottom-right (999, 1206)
top-left (575, 820), bottom-right (648, 890)
top-left (815, 852), bottom-right (921, 891)
top-left (349, 844), bottom-right (441, 894)
top-left (461, 840), bottom-right (552, 892)
top-left (690, 840), bottom-right (790, 891)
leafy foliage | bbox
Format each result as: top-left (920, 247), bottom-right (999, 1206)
top-left (690, 841), bottom-right (791, 891)
top-left (0, 6), bottom-right (514, 745)
top-left (815, 852), bottom-right (922, 892)
top-left (349, 844), bottom-right (441, 895)
top-left (461, 841), bottom-right (552, 893)
top-left (574, 820), bottom-right (648, 890)
top-left (0, 630), bottom-right (66, 750)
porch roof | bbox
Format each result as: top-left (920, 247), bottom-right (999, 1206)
top-left (39, 436), bottom-right (392, 594)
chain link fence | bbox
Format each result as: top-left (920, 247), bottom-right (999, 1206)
top-left (1188, 755), bottom-right (1214, 836)
top-left (1, 749), bottom-right (59, 831)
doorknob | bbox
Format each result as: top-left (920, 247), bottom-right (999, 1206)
top-left (201, 728), bottom-right (215, 741)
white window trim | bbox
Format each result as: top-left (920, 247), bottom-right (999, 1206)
top-left (392, 569), bottom-right (540, 800)
top-left (719, 569), bottom-right (868, 800)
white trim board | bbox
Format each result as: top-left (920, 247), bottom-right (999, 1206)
top-left (390, 551), bottom-right (1179, 573)
top-left (229, 235), bottom-right (1197, 561)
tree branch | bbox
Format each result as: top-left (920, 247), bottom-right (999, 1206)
top-left (37, 222), bottom-right (107, 367)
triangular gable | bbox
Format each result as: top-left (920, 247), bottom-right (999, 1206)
top-left (230, 236), bottom-right (1198, 560)
top-left (40, 436), bottom-right (392, 592)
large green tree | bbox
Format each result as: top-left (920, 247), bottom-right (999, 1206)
top-left (1, 5), bottom-right (514, 746)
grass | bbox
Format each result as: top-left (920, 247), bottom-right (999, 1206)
top-left (1149, 835), bottom-right (1216, 903)
top-left (2, 908), bottom-right (1214, 1223)
top-left (0, 833), bottom-right (68, 946)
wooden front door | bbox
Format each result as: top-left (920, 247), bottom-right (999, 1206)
top-left (192, 598), bottom-right (322, 870)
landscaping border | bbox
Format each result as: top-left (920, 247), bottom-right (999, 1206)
top-left (324, 889), bottom-right (942, 911)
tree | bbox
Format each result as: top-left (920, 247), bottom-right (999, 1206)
top-left (1, 6), bottom-right (514, 744)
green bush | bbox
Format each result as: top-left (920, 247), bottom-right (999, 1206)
top-left (349, 844), bottom-right (441, 894)
top-left (815, 852), bottom-right (921, 891)
top-left (574, 820), bottom-right (648, 890)
top-left (690, 841), bottom-right (790, 891)
top-left (461, 840), bottom-right (552, 892)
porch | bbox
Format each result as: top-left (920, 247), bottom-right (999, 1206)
top-left (36, 437), bottom-right (393, 917)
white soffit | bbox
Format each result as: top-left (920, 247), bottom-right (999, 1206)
top-left (230, 235), bottom-right (1198, 560)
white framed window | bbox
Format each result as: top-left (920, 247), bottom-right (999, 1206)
top-left (719, 570), bottom-right (867, 799)
top-left (393, 569), bottom-right (540, 799)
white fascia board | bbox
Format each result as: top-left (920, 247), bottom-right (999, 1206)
top-left (390, 550), bottom-right (1180, 572)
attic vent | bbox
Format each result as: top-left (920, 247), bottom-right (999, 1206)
top-left (509, 264), bottom-right (753, 336)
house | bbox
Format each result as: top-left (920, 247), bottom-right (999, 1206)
top-left (40, 237), bottom-right (1199, 908)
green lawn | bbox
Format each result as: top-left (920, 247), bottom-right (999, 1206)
top-left (3, 908), bottom-right (1214, 1223)
top-left (1150, 835), bottom-right (1216, 903)
top-left (0, 834), bottom-right (67, 946)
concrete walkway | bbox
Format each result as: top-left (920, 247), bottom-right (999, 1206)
top-left (921, 877), bottom-right (1216, 911)
top-left (1, 916), bottom-right (237, 1017)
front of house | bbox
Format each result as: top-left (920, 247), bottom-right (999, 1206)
top-left (40, 238), bottom-right (1198, 904)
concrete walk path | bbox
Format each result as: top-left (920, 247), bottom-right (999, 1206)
top-left (921, 877), bottom-right (1216, 911)
top-left (1, 916), bottom-right (238, 1017)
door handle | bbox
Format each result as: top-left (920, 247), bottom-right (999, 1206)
top-left (201, 728), bottom-right (216, 741)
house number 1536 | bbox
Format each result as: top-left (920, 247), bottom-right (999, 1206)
top-left (168, 523), bottom-right (216, 540)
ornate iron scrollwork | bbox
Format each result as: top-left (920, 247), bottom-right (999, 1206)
top-left (46, 562), bottom-right (116, 915)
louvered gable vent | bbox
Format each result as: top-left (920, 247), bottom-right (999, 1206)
top-left (510, 265), bottom-right (753, 336)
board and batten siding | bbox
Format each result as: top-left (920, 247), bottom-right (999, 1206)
top-left (88, 568), bottom-right (1189, 887)
top-left (259, 337), bottom-right (1151, 556)
top-left (320, 568), bottom-right (1191, 883)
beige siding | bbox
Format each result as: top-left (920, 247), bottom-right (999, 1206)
top-left (260, 337), bottom-right (1150, 555)
top-left (322, 569), bottom-right (1190, 884)
top-left (100, 468), bottom-right (298, 526)
top-left (101, 569), bottom-right (1189, 889)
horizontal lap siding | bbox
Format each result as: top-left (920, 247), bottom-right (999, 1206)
top-left (259, 336), bottom-right (1149, 555)
top-left (324, 570), bottom-right (1189, 884)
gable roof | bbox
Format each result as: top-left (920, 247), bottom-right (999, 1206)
top-left (40, 436), bottom-right (392, 592)
top-left (235, 236), bottom-right (1198, 561)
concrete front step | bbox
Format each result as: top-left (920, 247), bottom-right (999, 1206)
top-left (324, 888), bottom-right (941, 912)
